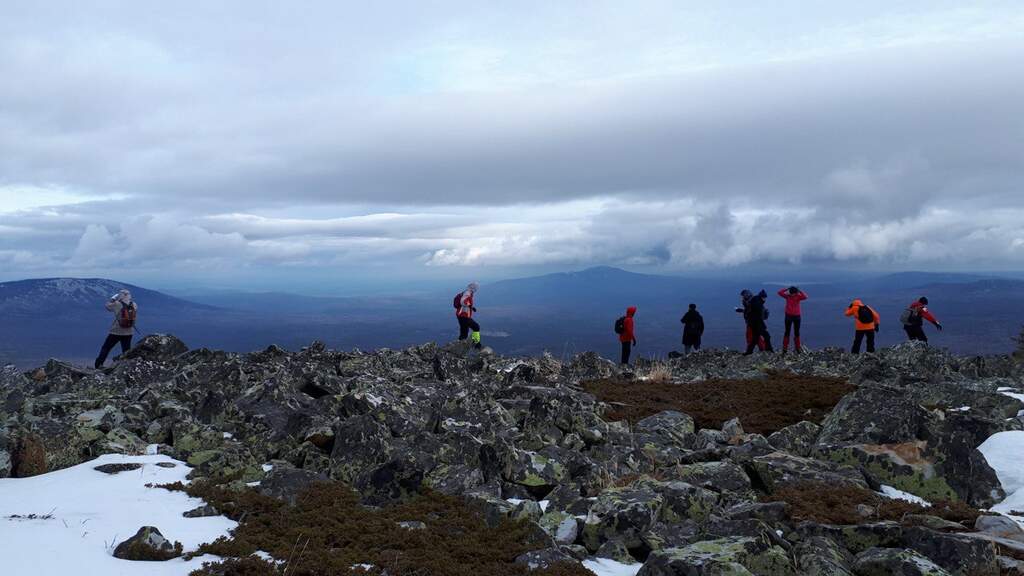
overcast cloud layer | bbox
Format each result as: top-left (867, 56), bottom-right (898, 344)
top-left (1, 2), bottom-right (1023, 290)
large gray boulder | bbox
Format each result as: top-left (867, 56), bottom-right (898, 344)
top-left (637, 536), bottom-right (794, 575)
top-left (851, 547), bottom-right (952, 576)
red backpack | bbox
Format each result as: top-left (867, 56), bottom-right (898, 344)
top-left (118, 302), bottom-right (137, 329)
top-left (453, 293), bottom-right (463, 310)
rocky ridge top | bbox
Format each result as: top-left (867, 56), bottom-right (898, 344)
top-left (2, 335), bottom-right (1024, 575)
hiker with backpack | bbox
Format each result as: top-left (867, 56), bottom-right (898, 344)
top-left (743, 290), bottom-right (774, 355)
top-left (901, 296), bottom-right (942, 343)
top-left (736, 290), bottom-right (767, 352)
top-left (615, 306), bottom-right (637, 365)
top-left (777, 286), bottom-right (808, 353)
top-left (845, 299), bottom-right (880, 354)
top-left (454, 282), bottom-right (482, 349)
top-left (95, 289), bottom-right (137, 368)
top-left (680, 303), bottom-right (704, 354)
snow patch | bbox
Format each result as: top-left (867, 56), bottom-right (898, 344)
top-left (997, 387), bottom-right (1024, 403)
top-left (979, 431), bottom-right (1024, 515)
top-left (879, 485), bottom-right (931, 506)
top-left (0, 454), bottom-right (236, 576)
top-left (583, 557), bottom-right (641, 576)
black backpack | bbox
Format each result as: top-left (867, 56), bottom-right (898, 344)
top-left (900, 307), bottom-right (918, 326)
top-left (857, 305), bottom-right (874, 324)
top-left (614, 316), bottom-right (626, 334)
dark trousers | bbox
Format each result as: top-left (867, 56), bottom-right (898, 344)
top-left (620, 341), bottom-right (632, 365)
top-left (784, 314), bottom-right (801, 339)
top-left (904, 325), bottom-right (928, 343)
top-left (744, 324), bottom-right (773, 354)
top-left (96, 334), bottom-right (132, 368)
top-left (852, 329), bottom-right (875, 353)
top-left (783, 314), bottom-right (802, 351)
top-left (457, 316), bottom-right (480, 340)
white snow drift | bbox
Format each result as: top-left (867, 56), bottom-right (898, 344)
top-left (0, 454), bottom-right (236, 576)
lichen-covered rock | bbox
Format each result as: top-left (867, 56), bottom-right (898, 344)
top-left (796, 522), bottom-right (904, 555)
top-left (637, 536), bottom-right (794, 575)
top-left (122, 334), bottom-right (188, 363)
top-left (900, 527), bottom-right (999, 576)
top-left (582, 487), bottom-right (664, 552)
top-left (663, 461), bottom-right (752, 495)
top-left (514, 547), bottom-right (575, 570)
top-left (768, 421), bottom-right (821, 457)
top-left (635, 411), bottom-right (695, 448)
top-left (257, 466), bottom-right (329, 505)
top-left (112, 526), bottom-right (183, 561)
top-left (750, 452), bottom-right (868, 493)
top-left (793, 536), bottom-right (854, 575)
top-left (851, 547), bottom-right (952, 576)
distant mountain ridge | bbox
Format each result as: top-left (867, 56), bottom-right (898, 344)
top-left (1, 269), bottom-right (1022, 367)
top-left (0, 278), bottom-right (215, 316)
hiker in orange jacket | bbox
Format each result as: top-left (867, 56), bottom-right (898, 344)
top-left (845, 299), bottom-right (880, 354)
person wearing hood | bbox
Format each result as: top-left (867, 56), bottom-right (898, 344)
top-left (777, 286), bottom-right (808, 353)
top-left (743, 290), bottom-right (773, 355)
top-left (736, 290), bottom-right (766, 352)
top-left (680, 304), bottom-right (704, 354)
top-left (455, 282), bottom-right (482, 349)
top-left (902, 296), bottom-right (942, 343)
top-left (845, 299), bottom-right (880, 354)
top-left (95, 289), bottom-right (137, 369)
top-left (617, 306), bottom-right (637, 365)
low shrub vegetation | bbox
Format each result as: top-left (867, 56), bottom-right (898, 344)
top-left (155, 481), bottom-right (593, 576)
top-left (583, 370), bottom-right (854, 434)
top-left (764, 482), bottom-right (984, 526)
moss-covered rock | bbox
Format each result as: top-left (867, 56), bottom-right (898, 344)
top-left (637, 536), bottom-right (794, 575)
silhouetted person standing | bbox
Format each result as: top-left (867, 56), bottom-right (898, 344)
top-left (95, 289), bottom-right (137, 368)
top-left (901, 296), bottom-right (942, 343)
top-left (846, 299), bottom-right (880, 354)
top-left (615, 306), bottom-right (637, 365)
top-left (778, 286), bottom-right (807, 353)
top-left (681, 304), bottom-right (704, 354)
top-left (743, 290), bottom-right (773, 355)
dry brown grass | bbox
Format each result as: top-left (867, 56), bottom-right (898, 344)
top-left (582, 370), bottom-right (855, 435)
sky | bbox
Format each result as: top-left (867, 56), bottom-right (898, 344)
top-left (1, 1), bottom-right (1023, 293)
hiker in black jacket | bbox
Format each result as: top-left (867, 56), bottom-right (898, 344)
top-left (681, 304), bottom-right (704, 354)
top-left (743, 290), bottom-right (773, 355)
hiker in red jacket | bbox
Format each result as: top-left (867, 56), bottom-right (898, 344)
top-left (902, 296), bottom-right (942, 343)
top-left (778, 286), bottom-right (808, 353)
top-left (455, 282), bottom-right (481, 349)
top-left (617, 306), bottom-right (637, 365)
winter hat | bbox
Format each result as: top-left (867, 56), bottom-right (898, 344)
top-left (919, 296), bottom-right (929, 305)
top-left (688, 303), bottom-right (697, 310)
top-left (467, 282), bottom-right (479, 292)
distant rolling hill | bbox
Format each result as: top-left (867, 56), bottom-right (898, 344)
top-left (1, 269), bottom-right (1021, 367)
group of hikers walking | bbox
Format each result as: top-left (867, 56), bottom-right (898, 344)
top-left (90, 281), bottom-right (943, 369)
top-left (613, 288), bottom-right (943, 365)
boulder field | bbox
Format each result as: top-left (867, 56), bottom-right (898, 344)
top-left (2, 335), bottom-right (1024, 575)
